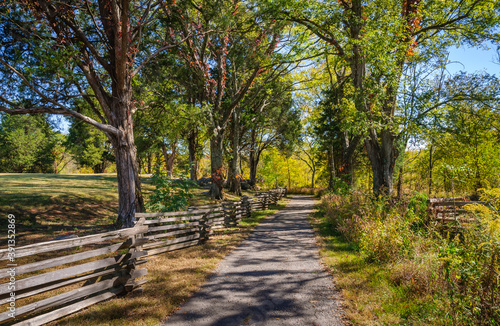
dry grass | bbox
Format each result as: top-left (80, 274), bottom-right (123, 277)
top-left (48, 201), bottom-right (288, 326)
top-left (286, 187), bottom-right (327, 196)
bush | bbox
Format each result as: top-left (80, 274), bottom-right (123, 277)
top-left (321, 192), bottom-right (430, 263)
top-left (320, 192), bottom-right (366, 242)
top-left (147, 172), bottom-right (196, 212)
top-left (439, 188), bottom-right (500, 325)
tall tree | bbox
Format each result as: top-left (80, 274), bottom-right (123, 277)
top-left (0, 1), bottom-right (179, 227)
top-left (263, 0), bottom-right (500, 195)
top-left (163, 0), bottom-right (282, 199)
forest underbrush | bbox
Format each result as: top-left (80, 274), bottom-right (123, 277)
top-left (311, 190), bottom-right (500, 325)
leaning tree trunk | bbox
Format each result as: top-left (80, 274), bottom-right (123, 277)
top-left (228, 107), bottom-right (242, 196)
top-left (209, 132), bottom-right (225, 200)
top-left (161, 142), bottom-right (176, 178)
top-left (108, 111), bottom-right (143, 228)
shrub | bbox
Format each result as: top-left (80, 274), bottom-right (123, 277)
top-left (439, 189), bottom-right (500, 325)
top-left (287, 187), bottom-right (327, 196)
top-left (320, 192), bottom-right (367, 242)
top-left (147, 172), bottom-right (196, 212)
top-left (321, 192), bottom-right (431, 263)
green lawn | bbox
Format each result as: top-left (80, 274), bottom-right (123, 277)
top-left (0, 173), bottom-right (253, 246)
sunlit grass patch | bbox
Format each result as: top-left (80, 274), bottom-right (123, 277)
top-left (0, 174), bottom-right (257, 246)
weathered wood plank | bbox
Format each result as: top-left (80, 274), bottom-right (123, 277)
top-left (146, 239), bottom-right (200, 256)
top-left (136, 207), bottom-right (222, 219)
top-left (0, 276), bottom-right (123, 322)
top-left (0, 252), bottom-right (146, 296)
top-left (143, 234), bottom-right (201, 250)
top-left (0, 226), bottom-right (148, 260)
top-left (147, 221), bottom-right (200, 233)
top-left (0, 269), bottom-right (116, 306)
top-left (431, 201), bottom-right (484, 208)
top-left (12, 286), bottom-right (123, 326)
top-left (0, 242), bottom-right (126, 279)
top-left (143, 214), bottom-right (203, 225)
top-left (146, 227), bottom-right (199, 240)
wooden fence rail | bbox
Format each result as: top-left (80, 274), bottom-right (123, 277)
top-left (0, 187), bottom-right (286, 325)
top-left (428, 197), bottom-right (485, 223)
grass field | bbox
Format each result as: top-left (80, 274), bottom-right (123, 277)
top-left (0, 173), bottom-right (253, 246)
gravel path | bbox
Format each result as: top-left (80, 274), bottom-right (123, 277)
top-left (164, 195), bottom-right (345, 326)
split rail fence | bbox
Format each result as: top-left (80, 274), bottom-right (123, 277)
top-left (0, 187), bottom-right (286, 326)
top-left (428, 196), bottom-right (485, 223)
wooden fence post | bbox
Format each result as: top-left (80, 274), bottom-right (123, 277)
top-left (235, 200), bottom-right (242, 224)
top-left (199, 213), bottom-right (211, 244)
top-left (121, 218), bottom-right (148, 295)
top-left (241, 196), bottom-right (251, 218)
top-left (222, 202), bottom-right (237, 228)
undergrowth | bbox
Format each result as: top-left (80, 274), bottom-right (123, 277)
top-left (313, 190), bottom-right (500, 325)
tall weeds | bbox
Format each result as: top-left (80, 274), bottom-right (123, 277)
top-left (321, 190), bottom-right (500, 325)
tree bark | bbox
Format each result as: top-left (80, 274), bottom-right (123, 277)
top-left (209, 131), bottom-right (225, 200)
top-left (147, 153), bottom-right (152, 174)
top-left (228, 107), bottom-right (242, 195)
top-left (161, 142), bottom-right (176, 178)
top-left (249, 128), bottom-right (260, 187)
top-left (187, 128), bottom-right (199, 181)
top-left (108, 114), bottom-right (143, 228)
top-left (364, 129), bottom-right (398, 196)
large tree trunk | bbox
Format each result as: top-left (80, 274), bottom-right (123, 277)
top-left (187, 128), bottom-right (199, 181)
top-left (228, 107), bottom-right (242, 196)
top-left (364, 129), bottom-right (398, 196)
top-left (209, 132), bottom-right (225, 200)
top-left (109, 117), bottom-right (143, 228)
top-left (341, 133), bottom-right (361, 184)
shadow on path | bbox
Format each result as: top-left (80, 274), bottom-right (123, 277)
top-left (164, 195), bottom-right (345, 326)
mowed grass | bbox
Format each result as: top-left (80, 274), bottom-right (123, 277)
top-left (51, 201), bottom-right (288, 326)
top-left (0, 173), bottom-right (255, 246)
top-left (308, 208), bottom-right (447, 326)
top-left (0, 174), bottom-right (155, 245)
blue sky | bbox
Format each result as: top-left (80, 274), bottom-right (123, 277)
top-left (447, 44), bottom-right (498, 75)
